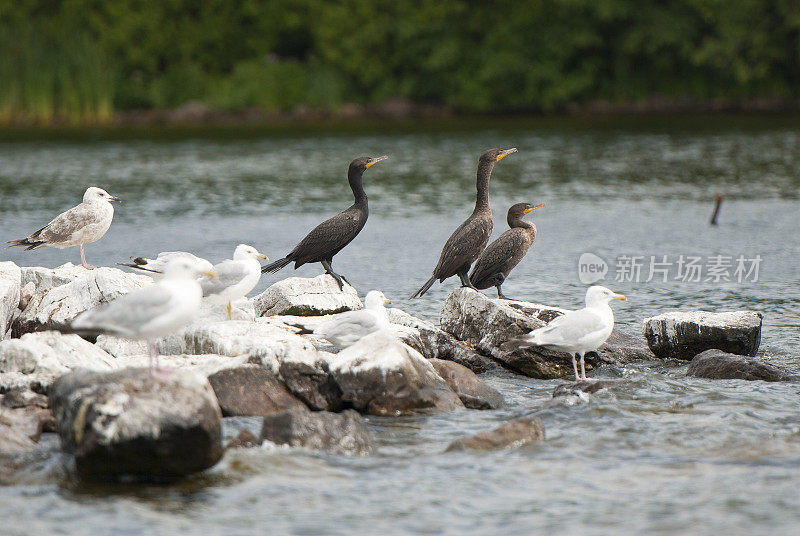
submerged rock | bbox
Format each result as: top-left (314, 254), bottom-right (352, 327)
top-left (552, 380), bottom-right (626, 398)
top-left (51, 368), bottom-right (223, 480)
top-left (208, 365), bottom-right (307, 416)
top-left (429, 359), bottom-right (504, 409)
top-left (686, 350), bottom-right (798, 382)
top-left (253, 275), bottom-right (362, 317)
top-left (226, 429), bottom-right (260, 449)
top-left (446, 416), bottom-right (545, 451)
top-left (0, 262), bottom-right (21, 341)
top-left (329, 330), bottom-right (464, 416)
top-left (260, 408), bottom-right (373, 455)
top-left (643, 310), bottom-right (762, 360)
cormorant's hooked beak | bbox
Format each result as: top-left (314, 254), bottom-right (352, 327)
top-left (256, 253), bottom-right (268, 261)
top-left (612, 293), bottom-right (627, 301)
top-left (496, 148), bottom-right (518, 161)
top-left (366, 155), bottom-right (388, 168)
top-left (524, 203), bottom-right (545, 214)
top-left (109, 195), bottom-right (122, 203)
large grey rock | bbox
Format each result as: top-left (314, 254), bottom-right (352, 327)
top-left (51, 368), bottom-right (223, 479)
top-left (686, 350), bottom-right (798, 382)
top-left (0, 331), bottom-right (117, 391)
top-left (388, 308), bottom-right (497, 373)
top-left (0, 262), bottom-right (21, 341)
top-left (643, 311), bottom-right (762, 360)
top-left (20, 263), bottom-right (87, 293)
top-left (429, 359), bottom-right (503, 409)
top-left (0, 417), bottom-right (38, 453)
top-left (253, 275), bottom-right (362, 317)
top-left (0, 407), bottom-right (44, 444)
top-left (260, 408), bottom-right (373, 455)
top-left (208, 365), bottom-right (307, 416)
top-left (14, 266), bottom-right (151, 336)
top-left (329, 330), bottom-right (464, 416)
top-left (446, 416), bottom-right (545, 451)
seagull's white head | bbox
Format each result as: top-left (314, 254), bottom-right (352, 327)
top-left (364, 290), bottom-right (391, 309)
top-left (585, 285), bottom-right (627, 307)
top-left (84, 186), bottom-right (121, 204)
top-left (163, 258), bottom-right (215, 280)
top-left (233, 243), bottom-right (268, 261)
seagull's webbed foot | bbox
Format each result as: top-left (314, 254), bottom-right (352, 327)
top-left (150, 366), bottom-right (174, 383)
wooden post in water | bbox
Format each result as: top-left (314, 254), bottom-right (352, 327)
top-left (710, 194), bottom-right (723, 225)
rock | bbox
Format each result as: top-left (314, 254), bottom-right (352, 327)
top-left (253, 275), bottom-right (362, 317)
top-left (94, 335), bottom-right (148, 358)
top-left (0, 407), bottom-right (44, 442)
top-left (14, 266), bottom-right (151, 336)
top-left (387, 308), bottom-right (497, 373)
top-left (18, 282), bottom-right (35, 311)
top-left (226, 429), bottom-right (261, 449)
top-left (0, 262), bottom-right (21, 340)
top-left (552, 380), bottom-right (626, 398)
top-left (329, 330), bottom-right (464, 416)
top-left (0, 417), bottom-right (37, 453)
top-left (595, 330), bottom-right (655, 364)
top-left (686, 350), bottom-right (798, 381)
top-left (0, 331), bottom-right (117, 391)
top-left (260, 408), bottom-right (373, 455)
top-left (274, 349), bottom-right (343, 411)
top-left (208, 365), bottom-right (307, 416)
top-left (429, 359), bottom-right (504, 409)
top-left (1, 387), bottom-right (48, 409)
top-left (20, 263), bottom-right (86, 292)
top-left (643, 311), bottom-right (763, 360)
top-left (446, 416), bottom-right (545, 451)
top-left (51, 368), bottom-right (223, 479)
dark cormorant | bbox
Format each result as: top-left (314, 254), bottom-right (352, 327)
top-left (410, 148), bottom-right (517, 298)
top-left (261, 155), bottom-right (387, 290)
top-left (469, 202), bottom-right (544, 299)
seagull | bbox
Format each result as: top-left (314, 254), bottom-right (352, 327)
top-left (200, 244), bottom-right (267, 320)
top-left (71, 258), bottom-right (216, 380)
top-left (117, 251), bottom-right (214, 280)
top-left (6, 186), bottom-right (120, 269)
top-left (291, 290), bottom-right (391, 348)
top-left (506, 286), bottom-right (627, 381)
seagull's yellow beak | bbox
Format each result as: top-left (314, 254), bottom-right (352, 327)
top-left (366, 155), bottom-right (388, 168)
top-left (256, 253), bottom-right (268, 261)
top-left (524, 203), bottom-right (545, 214)
top-left (202, 269), bottom-right (216, 278)
top-left (612, 293), bottom-right (627, 301)
top-left (496, 148), bottom-right (518, 161)
top-left (384, 298), bottom-right (392, 305)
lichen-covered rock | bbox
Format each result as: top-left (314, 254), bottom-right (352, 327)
top-left (446, 416), bottom-right (545, 451)
top-left (387, 308), bottom-right (497, 373)
top-left (0, 262), bottom-right (21, 341)
top-left (260, 408), bottom-right (373, 455)
top-left (329, 330), bottom-right (464, 416)
top-left (0, 331), bottom-right (117, 391)
top-left (643, 311), bottom-right (762, 360)
top-left (253, 275), bottom-right (362, 317)
top-left (14, 266), bottom-right (152, 336)
top-left (208, 365), bottom-right (307, 416)
top-left (686, 350), bottom-right (798, 381)
top-left (429, 359), bottom-right (503, 409)
top-left (51, 368), bottom-right (223, 479)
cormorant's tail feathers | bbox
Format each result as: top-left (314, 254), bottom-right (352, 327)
top-left (410, 276), bottom-right (437, 299)
top-left (262, 257), bottom-right (291, 274)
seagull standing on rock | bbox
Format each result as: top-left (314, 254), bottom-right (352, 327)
top-left (505, 285), bottom-right (627, 381)
top-left (200, 244), bottom-right (268, 320)
top-left (290, 290), bottom-right (391, 348)
top-left (6, 186), bottom-right (120, 269)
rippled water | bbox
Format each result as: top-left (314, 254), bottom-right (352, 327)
top-left (1, 117), bottom-right (799, 535)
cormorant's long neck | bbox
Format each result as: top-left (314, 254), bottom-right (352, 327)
top-left (348, 168), bottom-right (367, 206)
top-left (508, 215), bottom-right (535, 231)
top-left (473, 159), bottom-right (494, 213)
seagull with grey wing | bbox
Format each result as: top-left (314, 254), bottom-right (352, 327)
top-left (118, 251), bottom-right (214, 280)
top-left (200, 244), bottom-right (268, 319)
top-left (6, 186), bottom-right (120, 269)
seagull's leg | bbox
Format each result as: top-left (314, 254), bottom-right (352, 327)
top-left (148, 341), bottom-right (157, 373)
top-left (148, 340), bottom-right (172, 382)
top-left (579, 352), bottom-right (591, 381)
top-left (571, 353), bottom-right (580, 381)
top-left (227, 302), bottom-right (232, 320)
top-left (458, 270), bottom-right (479, 290)
top-left (79, 244), bottom-right (96, 270)
top-left (320, 259), bottom-right (346, 291)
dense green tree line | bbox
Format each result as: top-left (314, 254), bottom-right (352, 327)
top-left (2, 0), bottom-right (800, 124)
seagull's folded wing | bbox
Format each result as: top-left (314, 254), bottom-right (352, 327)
top-left (532, 309), bottom-right (607, 346)
top-left (72, 284), bottom-right (174, 337)
top-left (200, 260), bottom-right (249, 297)
top-left (31, 203), bottom-right (104, 244)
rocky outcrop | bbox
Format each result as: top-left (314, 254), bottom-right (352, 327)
top-left (260, 408), bottom-right (373, 455)
top-left (208, 365), bottom-right (307, 416)
top-left (643, 311), bottom-right (762, 360)
top-left (51, 368), bottom-right (223, 480)
top-left (0, 331), bottom-right (117, 392)
top-left (446, 416), bottom-right (545, 451)
top-left (253, 275), bottom-right (362, 317)
top-left (0, 414), bottom-right (38, 453)
top-left (686, 350), bottom-right (798, 381)
top-left (273, 349), bottom-right (343, 411)
top-left (14, 266), bottom-right (151, 336)
top-left (329, 331), bottom-right (464, 416)
top-left (429, 359), bottom-right (503, 409)
top-left (19, 263), bottom-right (87, 292)
top-left (0, 262), bottom-right (21, 341)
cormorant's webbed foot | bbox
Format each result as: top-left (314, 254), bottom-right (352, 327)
top-left (496, 286), bottom-right (511, 300)
top-left (458, 272), bottom-right (478, 290)
top-left (321, 260), bottom-right (347, 291)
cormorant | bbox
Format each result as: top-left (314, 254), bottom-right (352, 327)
top-left (469, 202), bottom-right (544, 299)
top-left (261, 155), bottom-right (387, 290)
top-left (410, 148), bottom-right (517, 298)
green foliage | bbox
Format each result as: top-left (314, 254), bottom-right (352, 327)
top-left (2, 0), bottom-right (800, 124)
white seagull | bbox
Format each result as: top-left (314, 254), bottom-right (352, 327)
top-left (509, 285), bottom-right (627, 381)
top-left (200, 244), bottom-right (267, 320)
top-left (6, 186), bottom-right (120, 269)
top-left (293, 290), bottom-right (391, 348)
top-left (71, 258), bottom-right (215, 379)
top-left (118, 251), bottom-right (214, 280)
